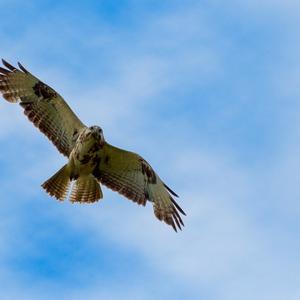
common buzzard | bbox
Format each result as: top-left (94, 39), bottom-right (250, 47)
top-left (0, 60), bottom-right (185, 231)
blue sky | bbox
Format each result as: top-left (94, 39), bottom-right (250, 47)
top-left (0, 0), bottom-right (300, 299)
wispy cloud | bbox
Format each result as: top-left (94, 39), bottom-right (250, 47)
top-left (0, 1), bottom-right (300, 300)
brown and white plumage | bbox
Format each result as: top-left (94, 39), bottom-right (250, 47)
top-left (93, 143), bottom-right (185, 231)
top-left (0, 59), bottom-right (186, 231)
top-left (0, 59), bottom-right (85, 156)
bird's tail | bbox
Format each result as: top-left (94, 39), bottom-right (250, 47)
top-left (69, 174), bottom-right (103, 203)
top-left (42, 165), bottom-right (102, 203)
top-left (42, 164), bottom-right (71, 200)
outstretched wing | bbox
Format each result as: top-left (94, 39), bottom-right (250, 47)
top-left (0, 59), bottom-right (86, 157)
top-left (93, 143), bottom-right (186, 231)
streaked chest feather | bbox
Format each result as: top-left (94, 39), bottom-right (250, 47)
top-left (70, 130), bottom-right (101, 173)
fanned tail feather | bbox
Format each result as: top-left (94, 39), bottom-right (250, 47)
top-left (70, 175), bottom-right (102, 203)
top-left (41, 165), bottom-right (70, 200)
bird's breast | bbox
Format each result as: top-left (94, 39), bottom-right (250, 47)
top-left (69, 130), bottom-right (101, 175)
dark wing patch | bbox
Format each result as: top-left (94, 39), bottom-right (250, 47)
top-left (0, 59), bottom-right (86, 156)
top-left (33, 81), bottom-right (57, 100)
top-left (140, 158), bottom-right (157, 184)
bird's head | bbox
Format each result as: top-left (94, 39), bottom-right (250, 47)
top-left (89, 125), bottom-right (105, 147)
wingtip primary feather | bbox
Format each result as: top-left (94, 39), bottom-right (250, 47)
top-left (2, 59), bottom-right (17, 71)
top-left (1, 58), bottom-right (8, 67)
top-left (171, 222), bottom-right (178, 232)
top-left (0, 59), bottom-right (29, 74)
top-left (173, 216), bottom-right (182, 231)
top-left (170, 196), bottom-right (186, 216)
top-left (163, 183), bottom-right (179, 197)
top-left (17, 62), bottom-right (29, 73)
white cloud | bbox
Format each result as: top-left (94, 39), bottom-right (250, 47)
top-left (0, 1), bottom-right (300, 300)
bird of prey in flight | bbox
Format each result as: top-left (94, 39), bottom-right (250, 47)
top-left (0, 59), bottom-right (185, 231)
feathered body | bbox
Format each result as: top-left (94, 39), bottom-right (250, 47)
top-left (42, 126), bottom-right (104, 203)
top-left (0, 59), bottom-right (185, 231)
top-left (70, 126), bottom-right (104, 177)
